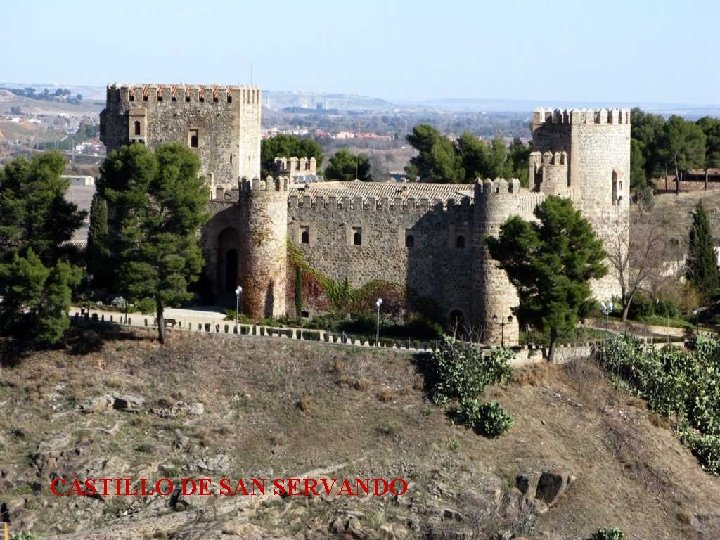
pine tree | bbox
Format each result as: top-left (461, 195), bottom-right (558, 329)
top-left (486, 196), bottom-right (607, 361)
top-left (687, 202), bottom-right (720, 300)
top-left (99, 143), bottom-right (210, 344)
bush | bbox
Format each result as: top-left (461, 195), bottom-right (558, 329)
top-left (457, 399), bottom-right (514, 438)
top-left (136, 297), bottom-right (156, 315)
top-left (11, 533), bottom-right (43, 540)
top-left (588, 527), bottom-right (625, 540)
top-left (428, 337), bottom-right (513, 404)
top-left (599, 333), bottom-right (720, 474)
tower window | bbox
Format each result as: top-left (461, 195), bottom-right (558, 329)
top-left (199, 96), bottom-right (205, 103)
top-left (300, 227), bottom-right (309, 244)
top-left (189, 129), bottom-right (199, 148)
top-left (405, 234), bottom-right (414, 248)
top-left (133, 121), bottom-right (141, 135)
top-left (142, 95), bottom-right (148, 102)
top-left (456, 235), bottom-right (466, 249)
top-left (129, 94), bottom-right (135, 102)
top-left (185, 95), bottom-right (191, 102)
top-left (171, 95), bottom-right (177, 102)
top-left (157, 92), bottom-right (162, 102)
top-left (352, 227), bottom-right (362, 246)
top-left (227, 95), bottom-right (233, 103)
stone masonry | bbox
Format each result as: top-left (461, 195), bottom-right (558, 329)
top-left (100, 84), bottom-right (630, 346)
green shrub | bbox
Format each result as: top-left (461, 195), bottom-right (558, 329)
top-left (428, 337), bottom-right (513, 404)
top-left (600, 333), bottom-right (720, 474)
top-left (457, 399), bottom-right (514, 438)
top-left (588, 527), bottom-right (625, 540)
top-left (136, 297), bottom-right (156, 315)
top-left (11, 533), bottom-right (43, 540)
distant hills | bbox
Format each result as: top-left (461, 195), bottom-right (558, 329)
top-left (2, 82), bottom-right (719, 117)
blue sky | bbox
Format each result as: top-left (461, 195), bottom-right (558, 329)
top-left (3, 0), bottom-right (719, 104)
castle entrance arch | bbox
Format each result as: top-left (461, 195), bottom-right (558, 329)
top-left (217, 227), bottom-right (240, 293)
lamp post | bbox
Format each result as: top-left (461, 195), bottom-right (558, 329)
top-left (492, 314), bottom-right (513, 347)
top-left (693, 308), bottom-right (699, 335)
top-left (235, 286), bottom-right (242, 334)
top-left (375, 298), bottom-right (383, 346)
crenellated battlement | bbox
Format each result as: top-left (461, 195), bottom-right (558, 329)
top-left (533, 107), bottom-right (631, 126)
top-left (239, 176), bottom-right (290, 194)
top-left (474, 178), bottom-right (524, 196)
top-left (287, 192), bottom-right (473, 214)
top-left (105, 83), bottom-right (261, 106)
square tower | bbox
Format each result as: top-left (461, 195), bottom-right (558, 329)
top-left (100, 84), bottom-right (262, 190)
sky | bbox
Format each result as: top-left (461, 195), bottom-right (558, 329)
top-left (3, 0), bottom-right (719, 105)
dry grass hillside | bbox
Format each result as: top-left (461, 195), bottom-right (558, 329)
top-left (1, 327), bottom-right (719, 539)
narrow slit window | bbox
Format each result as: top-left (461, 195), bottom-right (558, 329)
top-left (456, 235), bottom-right (466, 249)
top-left (405, 234), bottom-right (414, 248)
top-left (352, 227), bottom-right (362, 246)
top-left (189, 129), bottom-right (199, 148)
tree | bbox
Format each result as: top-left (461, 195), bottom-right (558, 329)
top-left (660, 116), bottom-right (706, 192)
top-left (687, 202), bottom-right (719, 301)
top-left (405, 124), bottom-right (464, 183)
top-left (0, 152), bottom-right (86, 265)
top-left (85, 193), bottom-right (110, 290)
top-left (99, 143), bottom-right (210, 344)
top-left (0, 249), bottom-right (80, 347)
top-left (486, 196), bottom-right (607, 360)
top-left (697, 116), bottom-right (720, 189)
top-left (605, 213), bottom-right (672, 320)
top-left (261, 135), bottom-right (324, 177)
top-left (324, 148), bottom-right (372, 181)
top-left (630, 139), bottom-right (647, 190)
top-left (631, 108), bottom-right (665, 180)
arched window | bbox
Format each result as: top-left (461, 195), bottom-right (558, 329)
top-left (189, 129), bottom-right (199, 148)
top-left (405, 235), bottom-right (414, 248)
top-left (133, 121), bottom-right (141, 136)
top-left (353, 227), bottom-right (362, 246)
top-left (456, 235), bottom-right (466, 249)
top-left (301, 228), bottom-right (309, 244)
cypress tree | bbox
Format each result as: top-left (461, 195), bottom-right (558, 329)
top-left (86, 193), bottom-right (110, 289)
top-left (687, 201), bottom-right (720, 300)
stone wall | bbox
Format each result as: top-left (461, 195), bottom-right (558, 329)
top-left (100, 84), bottom-right (261, 189)
top-left (289, 191), bottom-right (476, 324)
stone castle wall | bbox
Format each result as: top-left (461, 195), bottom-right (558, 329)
top-left (100, 84), bottom-right (261, 188)
top-left (289, 191), bottom-right (476, 323)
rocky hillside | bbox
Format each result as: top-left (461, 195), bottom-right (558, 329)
top-left (1, 327), bottom-right (719, 539)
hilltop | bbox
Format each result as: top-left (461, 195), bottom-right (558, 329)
top-left (1, 328), bottom-right (719, 539)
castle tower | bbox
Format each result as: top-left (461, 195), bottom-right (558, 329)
top-left (100, 84), bottom-right (262, 190)
top-left (237, 176), bottom-right (289, 319)
top-left (472, 178), bottom-right (545, 346)
top-left (531, 108), bottom-right (631, 301)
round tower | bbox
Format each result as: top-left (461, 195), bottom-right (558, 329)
top-left (472, 178), bottom-right (544, 346)
top-left (238, 176), bottom-right (289, 319)
top-left (531, 108), bottom-right (631, 302)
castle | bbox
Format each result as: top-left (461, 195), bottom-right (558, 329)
top-left (100, 84), bottom-right (630, 345)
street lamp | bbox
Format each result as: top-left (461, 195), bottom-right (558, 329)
top-left (600, 301), bottom-right (613, 349)
top-left (375, 298), bottom-right (383, 346)
top-left (235, 286), bottom-right (243, 334)
top-left (693, 308), bottom-right (699, 334)
top-left (492, 314), bottom-right (513, 347)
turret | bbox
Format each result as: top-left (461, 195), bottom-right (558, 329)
top-left (237, 176), bottom-right (289, 319)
